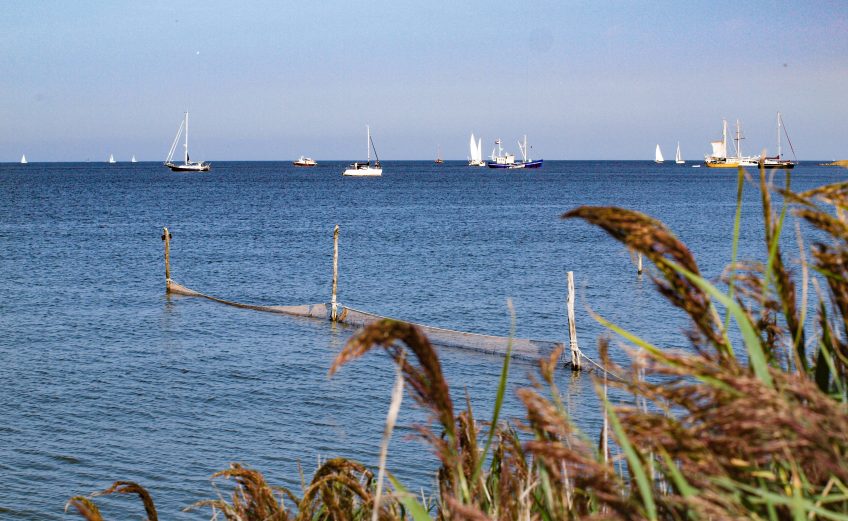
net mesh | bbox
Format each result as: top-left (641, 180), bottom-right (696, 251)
top-left (167, 279), bottom-right (594, 365)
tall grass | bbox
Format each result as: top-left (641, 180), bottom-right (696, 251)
top-left (70, 171), bottom-right (848, 520)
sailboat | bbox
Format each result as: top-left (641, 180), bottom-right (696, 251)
top-left (343, 126), bottom-right (382, 176)
top-left (655, 144), bottom-right (664, 164)
top-left (468, 133), bottom-right (485, 167)
top-left (20, 154), bottom-right (27, 164)
top-left (108, 154), bottom-right (116, 164)
top-left (164, 112), bottom-right (211, 172)
top-left (434, 145), bottom-right (444, 164)
top-left (131, 155), bottom-right (137, 163)
top-left (704, 119), bottom-right (759, 168)
top-left (675, 142), bottom-right (684, 164)
top-left (762, 112), bottom-right (796, 169)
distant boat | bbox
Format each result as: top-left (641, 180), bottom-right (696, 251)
top-left (655, 144), bottom-right (664, 164)
top-left (293, 156), bottom-right (318, 167)
top-left (107, 153), bottom-right (116, 164)
top-left (692, 164), bottom-right (701, 168)
top-left (434, 145), bottom-right (444, 164)
top-left (165, 112), bottom-right (211, 172)
top-left (704, 119), bottom-right (760, 168)
top-left (487, 135), bottom-right (543, 169)
top-left (675, 142), bottom-right (684, 164)
top-left (343, 126), bottom-right (382, 176)
top-left (131, 155), bottom-right (137, 163)
top-left (468, 133), bottom-right (485, 167)
top-left (762, 112), bottom-right (796, 169)
top-left (20, 154), bottom-right (27, 164)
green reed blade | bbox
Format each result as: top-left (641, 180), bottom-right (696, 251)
top-left (604, 396), bottom-right (657, 520)
top-left (388, 473), bottom-right (432, 521)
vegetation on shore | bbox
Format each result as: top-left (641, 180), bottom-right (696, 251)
top-left (68, 169), bottom-right (848, 520)
top-left (821, 160), bottom-right (848, 167)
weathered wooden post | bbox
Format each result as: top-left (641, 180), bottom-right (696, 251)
top-left (162, 227), bottom-right (172, 292)
top-left (601, 372), bottom-right (610, 464)
top-left (331, 224), bottom-right (339, 322)
top-left (567, 271), bottom-right (581, 371)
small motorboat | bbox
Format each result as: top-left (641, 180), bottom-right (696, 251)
top-left (293, 156), bottom-right (318, 167)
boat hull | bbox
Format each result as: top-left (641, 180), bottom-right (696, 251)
top-left (343, 169), bottom-right (382, 176)
top-left (704, 161), bottom-right (740, 168)
top-left (487, 159), bottom-right (543, 169)
top-left (165, 162), bottom-right (211, 172)
top-left (343, 163), bottom-right (382, 176)
top-left (762, 161), bottom-right (796, 169)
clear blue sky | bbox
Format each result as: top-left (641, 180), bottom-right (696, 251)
top-left (1, 1), bottom-right (846, 161)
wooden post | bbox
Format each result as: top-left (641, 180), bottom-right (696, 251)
top-left (331, 224), bottom-right (339, 321)
top-left (637, 252), bottom-right (643, 275)
top-left (567, 271), bottom-right (581, 371)
top-left (162, 227), bottom-right (172, 292)
top-left (602, 372), bottom-right (609, 464)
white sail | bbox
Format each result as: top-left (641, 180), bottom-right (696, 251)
top-left (655, 144), bottom-right (664, 163)
top-left (675, 142), bottom-right (684, 164)
top-left (710, 140), bottom-right (726, 158)
top-left (131, 155), bottom-right (137, 163)
top-left (468, 133), bottom-right (485, 165)
top-left (20, 154), bottom-right (27, 164)
top-left (108, 153), bottom-right (116, 164)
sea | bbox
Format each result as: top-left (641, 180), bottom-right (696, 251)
top-left (0, 160), bottom-right (841, 519)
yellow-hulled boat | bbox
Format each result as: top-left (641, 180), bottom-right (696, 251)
top-left (704, 119), bottom-right (759, 168)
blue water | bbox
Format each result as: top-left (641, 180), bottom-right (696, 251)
top-left (0, 160), bottom-right (841, 518)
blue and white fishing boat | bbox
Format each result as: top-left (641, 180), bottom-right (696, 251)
top-left (487, 135), bottom-right (543, 169)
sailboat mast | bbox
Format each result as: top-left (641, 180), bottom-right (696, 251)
top-left (184, 112), bottom-right (189, 165)
top-left (777, 112), bottom-right (782, 158)
top-left (366, 125), bottom-right (370, 162)
top-left (722, 119), bottom-right (728, 160)
top-left (735, 119), bottom-right (742, 160)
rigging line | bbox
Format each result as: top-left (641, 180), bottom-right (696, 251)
top-left (780, 114), bottom-right (798, 161)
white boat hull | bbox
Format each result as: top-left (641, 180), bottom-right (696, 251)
top-left (343, 167), bottom-right (382, 176)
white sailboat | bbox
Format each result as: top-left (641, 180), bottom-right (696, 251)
top-left (108, 153), bottom-right (116, 164)
top-left (343, 126), bottom-right (382, 176)
top-left (165, 112), bottom-right (211, 172)
top-left (131, 155), bottom-right (137, 163)
top-left (655, 144), bottom-right (664, 164)
top-left (762, 112), bottom-right (796, 169)
top-left (20, 154), bottom-right (27, 164)
top-left (468, 133), bottom-right (485, 167)
top-left (675, 142), bottom-right (684, 164)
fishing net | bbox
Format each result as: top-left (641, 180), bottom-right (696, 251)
top-left (167, 280), bottom-right (571, 362)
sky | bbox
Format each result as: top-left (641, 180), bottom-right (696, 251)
top-left (1, 1), bottom-right (846, 161)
